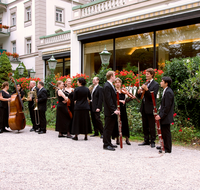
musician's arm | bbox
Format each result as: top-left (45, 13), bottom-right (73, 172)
top-left (145, 83), bottom-right (159, 101)
top-left (58, 90), bottom-right (68, 101)
top-left (97, 87), bottom-right (103, 110)
top-left (104, 86), bottom-right (117, 114)
top-left (0, 92), bottom-right (11, 101)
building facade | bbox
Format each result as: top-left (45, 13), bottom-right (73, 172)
top-left (69, 0), bottom-right (200, 77)
top-left (1, 0), bottom-right (200, 79)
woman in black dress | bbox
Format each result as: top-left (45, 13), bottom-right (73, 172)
top-left (71, 78), bottom-right (92, 141)
top-left (0, 82), bottom-right (11, 133)
top-left (64, 78), bottom-right (74, 130)
top-left (113, 77), bottom-right (135, 145)
top-left (55, 81), bottom-right (72, 138)
top-left (12, 83), bottom-right (25, 101)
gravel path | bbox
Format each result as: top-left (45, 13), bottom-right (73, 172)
top-left (0, 126), bottom-right (199, 190)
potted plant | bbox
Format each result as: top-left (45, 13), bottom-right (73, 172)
top-left (12, 53), bottom-right (19, 58)
top-left (5, 52), bottom-right (13, 60)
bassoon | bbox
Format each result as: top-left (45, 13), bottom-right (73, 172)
top-left (117, 92), bottom-right (123, 148)
top-left (150, 91), bottom-right (165, 153)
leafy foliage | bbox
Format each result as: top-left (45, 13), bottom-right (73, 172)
top-left (0, 52), bottom-right (12, 87)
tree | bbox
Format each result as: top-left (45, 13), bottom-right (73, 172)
top-left (0, 52), bottom-right (12, 87)
top-left (14, 62), bottom-right (28, 79)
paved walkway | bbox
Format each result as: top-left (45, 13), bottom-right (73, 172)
top-left (0, 126), bottom-right (200, 190)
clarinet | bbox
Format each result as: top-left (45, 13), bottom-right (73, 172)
top-left (150, 91), bottom-right (165, 153)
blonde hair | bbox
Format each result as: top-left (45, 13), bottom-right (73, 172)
top-left (114, 77), bottom-right (122, 83)
top-left (106, 71), bottom-right (115, 80)
top-left (56, 81), bottom-right (63, 87)
top-left (66, 78), bottom-right (72, 83)
top-left (1, 82), bottom-right (9, 89)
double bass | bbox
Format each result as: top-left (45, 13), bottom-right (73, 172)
top-left (8, 73), bottom-right (26, 131)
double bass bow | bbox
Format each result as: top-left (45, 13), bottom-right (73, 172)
top-left (49, 82), bottom-right (72, 119)
top-left (116, 92), bottom-right (123, 149)
top-left (8, 73), bottom-right (26, 131)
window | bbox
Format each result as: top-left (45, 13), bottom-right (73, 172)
top-left (11, 13), bottom-right (16, 26)
top-left (12, 41), bottom-right (16, 53)
top-left (56, 8), bottom-right (63, 22)
top-left (0, 17), bottom-right (2, 25)
top-left (0, 44), bottom-right (3, 49)
top-left (26, 7), bottom-right (31, 21)
top-left (26, 38), bottom-right (31, 54)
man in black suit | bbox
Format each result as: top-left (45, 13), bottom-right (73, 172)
top-left (90, 77), bottom-right (104, 138)
top-left (28, 81), bottom-right (39, 132)
top-left (36, 81), bottom-right (47, 134)
top-left (137, 68), bottom-right (159, 148)
top-left (155, 76), bottom-right (174, 153)
top-left (103, 71), bottom-right (120, 151)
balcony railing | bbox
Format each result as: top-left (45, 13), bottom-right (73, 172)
top-left (0, 28), bottom-right (10, 33)
top-left (72, 0), bottom-right (137, 19)
top-left (0, 49), bottom-right (7, 55)
top-left (39, 30), bottom-right (71, 46)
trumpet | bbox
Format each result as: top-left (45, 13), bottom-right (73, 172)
top-left (33, 89), bottom-right (40, 125)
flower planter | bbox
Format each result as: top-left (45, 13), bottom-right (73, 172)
top-left (8, 56), bottom-right (13, 61)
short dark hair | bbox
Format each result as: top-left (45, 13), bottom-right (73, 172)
top-left (38, 81), bottom-right (44, 87)
top-left (78, 77), bottom-right (86, 86)
top-left (162, 76), bottom-right (172, 87)
top-left (146, 68), bottom-right (155, 78)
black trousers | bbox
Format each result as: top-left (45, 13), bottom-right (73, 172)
top-left (91, 111), bottom-right (103, 135)
top-left (29, 104), bottom-right (38, 130)
top-left (103, 115), bottom-right (117, 147)
top-left (161, 124), bottom-right (172, 152)
top-left (141, 110), bottom-right (156, 143)
top-left (38, 110), bottom-right (46, 132)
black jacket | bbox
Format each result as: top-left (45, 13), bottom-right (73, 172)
top-left (159, 87), bottom-right (174, 125)
top-left (139, 80), bottom-right (159, 114)
top-left (91, 85), bottom-right (103, 112)
top-left (73, 86), bottom-right (91, 110)
top-left (37, 87), bottom-right (47, 112)
top-left (103, 81), bottom-right (117, 117)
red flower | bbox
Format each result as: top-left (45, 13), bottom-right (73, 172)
top-left (56, 101), bottom-right (58, 104)
top-left (52, 105), bottom-right (56, 108)
top-left (179, 129), bottom-right (182, 132)
top-left (187, 118), bottom-right (190, 120)
top-left (173, 113), bottom-right (177, 117)
top-left (171, 123), bottom-right (174, 125)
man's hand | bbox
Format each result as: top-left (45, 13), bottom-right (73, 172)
top-left (96, 108), bottom-right (100, 112)
top-left (137, 88), bottom-right (142, 94)
top-left (155, 115), bottom-right (161, 121)
top-left (142, 84), bottom-right (148, 91)
top-left (119, 100), bottom-right (125, 105)
top-left (114, 110), bottom-right (120, 115)
top-left (36, 99), bottom-right (38, 103)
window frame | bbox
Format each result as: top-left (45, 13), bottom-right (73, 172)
top-left (55, 6), bottom-right (65, 27)
top-left (26, 38), bottom-right (32, 54)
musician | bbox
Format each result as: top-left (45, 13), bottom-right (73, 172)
top-left (29, 81), bottom-right (39, 132)
top-left (90, 77), bottom-right (104, 138)
top-left (113, 78), bottom-right (136, 145)
top-left (71, 77), bottom-right (92, 141)
top-left (36, 81), bottom-right (47, 134)
top-left (64, 78), bottom-right (74, 134)
top-left (137, 68), bottom-right (159, 148)
top-left (56, 80), bottom-right (72, 138)
top-left (155, 77), bottom-right (174, 153)
top-left (0, 82), bottom-right (11, 133)
top-left (103, 71), bottom-right (120, 151)
top-left (12, 83), bottom-right (25, 101)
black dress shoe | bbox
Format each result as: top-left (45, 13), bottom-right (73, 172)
top-left (126, 140), bottom-right (131, 145)
top-left (72, 136), bottom-right (78, 141)
top-left (90, 134), bottom-right (99, 137)
top-left (58, 135), bottom-right (66, 138)
top-left (111, 144), bottom-right (117, 148)
top-left (103, 145), bottom-right (115, 151)
top-left (156, 146), bottom-right (161, 150)
top-left (116, 140), bottom-right (120, 145)
top-left (38, 131), bottom-right (46, 134)
top-left (138, 142), bottom-right (150, 146)
top-left (100, 134), bottom-right (103, 138)
top-left (165, 150), bottom-right (171, 153)
top-left (30, 128), bottom-right (35, 132)
top-left (84, 137), bottom-right (88, 140)
top-left (0, 129), bottom-right (3, 133)
top-left (151, 143), bottom-right (155, 148)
